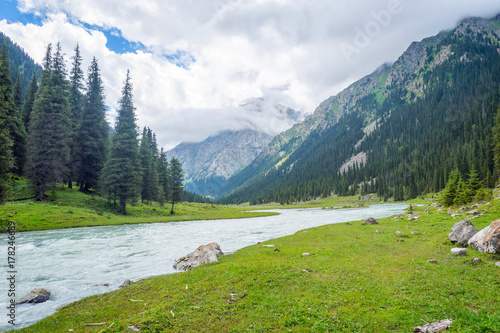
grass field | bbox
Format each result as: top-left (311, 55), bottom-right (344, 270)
top-left (1, 180), bottom-right (276, 232)
top-left (14, 192), bottom-right (500, 332)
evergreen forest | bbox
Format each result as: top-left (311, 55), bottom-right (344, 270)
top-left (0, 39), bottom-right (187, 214)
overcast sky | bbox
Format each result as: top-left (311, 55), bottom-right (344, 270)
top-left (0, 0), bottom-right (499, 149)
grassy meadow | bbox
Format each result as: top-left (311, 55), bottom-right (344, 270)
top-left (1, 179), bottom-right (276, 232)
top-left (13, 189), bottom-right (500, 332)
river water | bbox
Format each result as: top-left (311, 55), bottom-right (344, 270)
top-left (1, 204), bottom-right (407, 331)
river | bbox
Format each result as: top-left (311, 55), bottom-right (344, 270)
top-left (1, 203), bottom-right (407, 331)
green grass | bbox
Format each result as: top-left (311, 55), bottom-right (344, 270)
top-left (1, 181), bottom-right (276, 232)
top-left (16, 196), bottom-right (500, 332)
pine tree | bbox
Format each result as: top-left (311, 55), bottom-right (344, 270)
top-left (157, 148), bottom-right (169, 206)
top-left (169, 157), bottom-right (184, 214)
top-left (0, 43), bottom-right (26, 176)
top-left (68, 44), bottom-right (85, 188)
top-left (0, 59), bottom-right (13, 201)
top-left (466, 166), bottom-right (482, 200)
top-left (75, 57), bottom-right (108, 192)
top-left (101, 71), bottom-right (141, 214)
top-left (442, 169), bottom-right (461, 206)
top-left (139, 127), bottom-right (159, 204)
top-left (13, 73), bottom-right (22, 110)
top-left (26, 43), bottom-right (71, 200)
top-left (494, 104), bottom-right (500, 181)
top-left (22, 71), bottom-right (37, 130)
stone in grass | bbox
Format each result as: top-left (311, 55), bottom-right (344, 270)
top-left (16, 288), bottom-right (51, 305)
top-left (448, 219), bottom-right (478, 246)
top-left (119, 279), bottom-right (133, 288)
top-left (173, 242), bottom-right (224, 271)
top-left (362, 217), bottom-right (378, 225)
top-left (427, 259), bottom-right (438, 264)
top-left (411, 231), bottom-right (420, 235)
top-left (471, 258), bottom-right (482, 263)
top-left (302, 253), bottom-right (310, 256)
top-left (396, 231), bottom-right (403, 235)
top-left (375, 230), bottom-right (384, 233)
top-left (413, 318), bottom-right (453, 333)
top-left (451, 248), bottom-right (467, 256)
top-left (496, 262), bottom-right (500, 268)
top-left (468, 220), bottom-right (500, 254)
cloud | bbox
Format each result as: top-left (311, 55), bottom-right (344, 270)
top-left (1, 0), bottom-right (499, 149)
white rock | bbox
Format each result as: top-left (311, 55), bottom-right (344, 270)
top-left (302, 253), bottom-right (310, 256)
top-left (173, 242), bottom-right (224, 271)
top-left (448, 219), bottom-right (478, 245)
top-left (496, 262), bottom-right (500, 268)
top-left (451, 248), bottom-right (467, 256)
top-left (468, 220), bottom-right (500, 254)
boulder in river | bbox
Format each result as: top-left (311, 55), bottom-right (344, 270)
top-left (16, 288), bottom-right (51, 305)
top-left (173, 242), bottom-right (224, 271)
top-left (448, 219), bottom-right (478, 245)
top-left (362, 217), bottom-right (378, 225)
top-left (468, 220), bottom-right (500, 254)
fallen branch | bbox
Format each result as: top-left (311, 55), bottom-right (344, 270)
top-left (83, 322), bottom-right (107, 326)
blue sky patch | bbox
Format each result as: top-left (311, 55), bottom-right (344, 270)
top-left (163, 50), bottom-right (196, 69)
top-left (0, 0), bottom-right (42, 26)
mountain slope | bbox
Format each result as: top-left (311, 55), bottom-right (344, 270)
top-left (168, 129), bottom-right (273, 197)
top-left (0, 32), bottom-right (42, 96)
top-left (167, 98), bottom-right (302, 197)
top-left (220, 14), bottom-right (500, 204)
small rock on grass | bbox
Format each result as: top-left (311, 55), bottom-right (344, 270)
top-left (119, 279), bottom-right (133, 288)
top-left (495, 262), bottom-right (500, 268)
top-left (451, 248), bottom-right (467, 256)
top-left (396, 231), bottom-right (403, 235)
top-left (413, 318), bottom-right (453, 333)
top-left (472, 258), bottom-right (482, 263)
top-left (375, 230), bottom-right (384, 233)
top-left (302, 253), bottom-right (310, 256)
top-left (411, 231), bottom-right (420, 235)
top-left (427, 259), bottom-right (438, 264)
top-left (362, 217), bottom-right (378, 225)
top-left (128, 326), bottom-right (140, 332)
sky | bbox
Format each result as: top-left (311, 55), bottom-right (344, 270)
top-left (0, 0), bottom-right (499, 150)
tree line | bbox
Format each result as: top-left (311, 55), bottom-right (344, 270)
top-left (0, 41), bottom-right (184, 214)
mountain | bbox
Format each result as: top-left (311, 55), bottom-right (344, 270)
top-left (219, 14), bottom-right (500, 204)
top-left (167, 98), bottom-right (303, 197)
top-left (168, 129), bottom-right (273, 197)
top-left (0, 32), bottom-right (42, 96)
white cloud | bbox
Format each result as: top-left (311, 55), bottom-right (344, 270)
top-left (1, 0), bottom-right (499, 149)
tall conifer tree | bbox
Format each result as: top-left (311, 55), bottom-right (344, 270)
top-left (68, 44), bottom-right (85, 188)
top-left (75, 57), bottom-right (108, 192)
top-left (0, 43), bottom-right (26, 176)
top-left (101, 71), bottom-right (141, 214)
top-left (26, 43), bottom-right (71, 200)
top-left (22, 71), bottom-right (37, 130)
top-left (139, 127), bottom-right (159, 204)
top-left (169, 157), bottom-right (184, 214)
top-left (157, 148), bottom-right (169, 206)
top-left (0, 50), bottom-right (13, 201)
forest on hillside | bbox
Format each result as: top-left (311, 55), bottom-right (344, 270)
top-left (219, 30), bottom-right (500, 205)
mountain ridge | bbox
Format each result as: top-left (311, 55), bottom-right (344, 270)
top-left (218, 14), bottom-right (500, 204)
